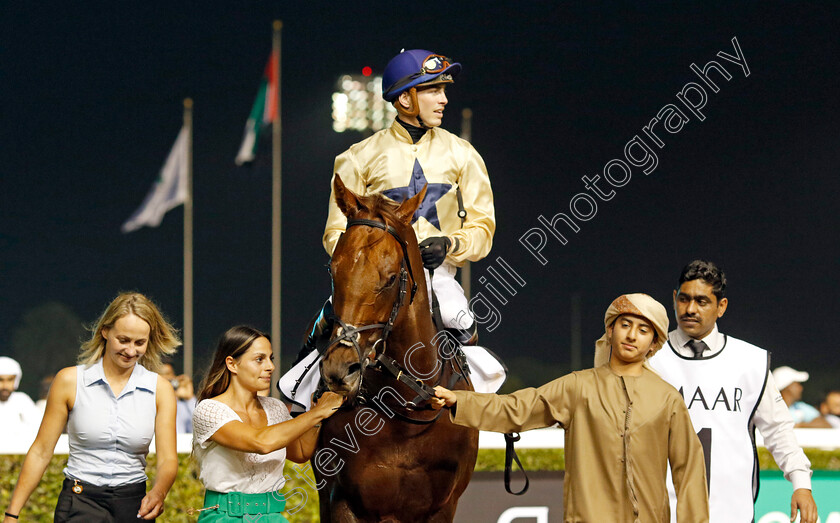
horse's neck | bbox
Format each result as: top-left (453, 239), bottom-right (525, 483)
top-left (406, 271), bottom-right (436, 334)
top-left (385, 224), bottom-right (442, 369)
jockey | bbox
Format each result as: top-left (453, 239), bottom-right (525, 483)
top-left (279, 49), bottom-right (505, 411)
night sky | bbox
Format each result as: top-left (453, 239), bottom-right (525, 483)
top-left (2, 2), bottom-right (838, 399)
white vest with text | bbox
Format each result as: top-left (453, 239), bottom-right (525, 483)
top-left (649, 334), bottom-right (769, 523)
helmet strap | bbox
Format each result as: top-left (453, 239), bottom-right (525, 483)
top-left (396, 88), bottom-right (434, 129)
top-left (395, 87), bottom-right (420, 119)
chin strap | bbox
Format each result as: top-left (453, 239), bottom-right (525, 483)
top-left (395, 88), bottom-right (435, 129)
top-left (396, 88), bottom-right (420, 117)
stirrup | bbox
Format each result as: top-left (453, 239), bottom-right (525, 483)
top-left (445, 324), bottom-right (478, 346)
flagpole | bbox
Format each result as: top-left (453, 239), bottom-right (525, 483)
top-left (571, 292), bottom-right (581, 371)
top-left (459, 108), bottom-right (472, 300)
top-left (183, 98), bottom-right (194, 378)
top-left (271, 21), bottom-right (283, 394)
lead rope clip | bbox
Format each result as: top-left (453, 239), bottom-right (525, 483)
top-left (186, 504), bottom-right (220, 516)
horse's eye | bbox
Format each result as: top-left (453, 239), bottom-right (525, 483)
top-left (387, 274), bottom-right (397, 287)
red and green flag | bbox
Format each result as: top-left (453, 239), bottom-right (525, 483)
top-left (235, 50), bottom-right (278, 165)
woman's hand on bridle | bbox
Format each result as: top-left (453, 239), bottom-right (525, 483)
top-left (313, 391), bottom-right (346, 419)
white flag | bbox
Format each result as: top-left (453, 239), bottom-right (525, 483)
top-left (122, 127), bottom-right (189, 233)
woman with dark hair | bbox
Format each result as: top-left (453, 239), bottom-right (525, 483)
top-left (191, 326), bottom-right (343, 522)
top-left (4, 292), bottom-right (180, 522)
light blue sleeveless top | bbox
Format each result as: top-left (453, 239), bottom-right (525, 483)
top-left (64, 359), bottom-right (158, 486)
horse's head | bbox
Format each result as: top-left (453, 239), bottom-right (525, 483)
top-left (320, 174), bottom-right (428, 400)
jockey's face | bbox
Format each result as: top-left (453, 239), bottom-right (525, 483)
top-left (416, 84), bottom-right (448, 127)
top-left (398, 84), bottom-right (448, 128)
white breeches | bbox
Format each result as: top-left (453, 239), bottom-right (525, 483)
top-left (426, 262), bottom-right (474, 329)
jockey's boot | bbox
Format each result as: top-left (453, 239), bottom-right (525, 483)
top-left (292, 299), bottom-right (334, 366)
top-left (445, 322), bottom-right (478, 346)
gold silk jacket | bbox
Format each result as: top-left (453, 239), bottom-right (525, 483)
top-left (451, 365), bottom-right (709, 523)
top-left (323, 121), bottom-right (495, 265)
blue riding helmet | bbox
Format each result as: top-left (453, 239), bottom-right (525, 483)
top-left (382, 49), bottom-right (461, 102)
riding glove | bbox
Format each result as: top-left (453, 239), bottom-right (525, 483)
top-left (419, 236), bottom-right (451, 270)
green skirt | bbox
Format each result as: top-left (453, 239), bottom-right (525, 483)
top-left (196, 490), bottom-right (289, 522)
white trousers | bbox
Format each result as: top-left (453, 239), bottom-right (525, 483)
top-left (426, 262), bottom-right (473, 329)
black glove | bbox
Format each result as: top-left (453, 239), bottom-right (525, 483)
top-left (419, 236), bottom-right (451, 270)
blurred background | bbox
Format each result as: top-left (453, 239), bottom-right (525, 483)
top-left (2, 1), bottom-right (838, 404)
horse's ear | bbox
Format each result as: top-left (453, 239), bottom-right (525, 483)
top-left (333, 174), bottom-right (361, 218)
top-left (394, 184), bottom-right (428, 225)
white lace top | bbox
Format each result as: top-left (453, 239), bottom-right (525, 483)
top-left (192, 396), bottom-right (292, 493)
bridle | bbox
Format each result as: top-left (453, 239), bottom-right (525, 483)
top-left (329, 218), bottom-right (417, 351)
top-left (319, 217), bottom-right (458, 422)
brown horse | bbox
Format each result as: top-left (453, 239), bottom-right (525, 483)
top-left (313, 174), bottom-right (478, 522)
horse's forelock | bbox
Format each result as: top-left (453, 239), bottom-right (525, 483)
top-left (362, 193), bottom-right (400, 216)
top-left (353, 193), bottom-right (407, 232)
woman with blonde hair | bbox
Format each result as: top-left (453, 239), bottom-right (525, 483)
top-left (3, 292), bottom-right (180, 522)
top-left (191, 325), bottom-right (343, 522)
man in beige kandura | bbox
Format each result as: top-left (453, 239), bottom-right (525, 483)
top-left (433, 293), bottom-right (709, 522)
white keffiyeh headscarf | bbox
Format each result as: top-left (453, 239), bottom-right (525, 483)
top-left (0, 356), bottom-right (22, 389)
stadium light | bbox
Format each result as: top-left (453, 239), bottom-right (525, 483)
top-left (332, 73), bottom-right (396, 133)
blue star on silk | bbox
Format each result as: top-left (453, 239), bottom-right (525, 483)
top-left (382, 159), bottom-right (451, 229)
